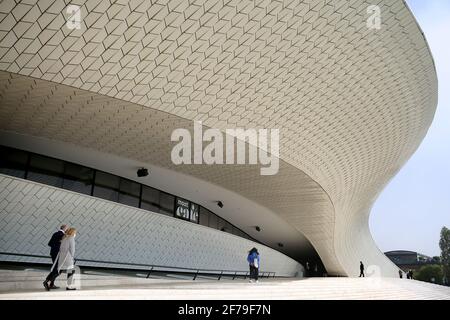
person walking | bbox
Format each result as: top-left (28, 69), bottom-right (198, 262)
top-left (399, 270), bottom-right (403, 278)
top-left (44, 227), bottom-right (77, 291)
top-left (247, 248), bottom-right (260, 283)
top-left (45, 224), bottom-right (67, 289)
top-left (359, 261), bottom-right (365, 277)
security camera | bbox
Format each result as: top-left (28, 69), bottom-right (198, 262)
top-left (137, 168), bottom-right (148, 177)
top-left (255, 226), bottom-right (261, 232)
top-left (217, 201), bottom-right (223, 208)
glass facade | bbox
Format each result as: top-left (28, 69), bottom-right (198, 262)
top-left (0, 145), bottom-right (255, 241)
top-left (199, 206), bottom-right (209, 227)
top-left (159, 192), bottom-right (175, 216)
top-left (27, 154), bottom-right (64, 187)
top-left (0, 148), bottom-right (28, 178)
top-left (93, 171), bottom-right (120, 202)
top-left (118, 178), bottom-right (140, 207)
top-left (140, 186), bottom-right (160, 213)
top-left (62, 162), bottom-right (94, 195)
top-left (208, 210), bottom-right (218, 229)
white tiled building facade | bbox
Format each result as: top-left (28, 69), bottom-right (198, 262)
top-left (0, 174), bottom-right (303, 276)
top-left (0, 0), bottom-right (438, 277)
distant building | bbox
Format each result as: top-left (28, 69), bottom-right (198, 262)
top-left (385, 250), bottom-right (433, 273)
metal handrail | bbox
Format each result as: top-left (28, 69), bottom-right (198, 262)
top-left (0, 251), bottom-right (276, 280)
top-left (146, 266), bottom-right (154, 278)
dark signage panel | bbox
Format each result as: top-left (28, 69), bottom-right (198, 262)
top-left (175, 198), bottom-right (190, 220)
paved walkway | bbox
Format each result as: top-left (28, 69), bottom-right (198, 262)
top-left (0, 268), bottom-right (449, 300)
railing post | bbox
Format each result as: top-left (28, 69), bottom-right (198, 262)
top-left (244, 271), bottom-right (248, 279)
top-left (146, 266), bottom-right (154, 278)
top-left (273, 272), bottom-right (275, 278)
top-left (218, 270), bottom-right (223, 281)
top-left (193, 270), bottom-right (199, 280)
top-left (232, 271), bottom-right (237, 280)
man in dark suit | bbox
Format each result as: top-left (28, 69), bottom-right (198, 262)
top-left (359, 261), bottom-right (365, 277)
top-left (45, 224), bottom-right (67, 290)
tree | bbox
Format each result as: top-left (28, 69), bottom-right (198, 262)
top-left (440, 226), bottom-right (450, 282)
top-left (431, 256), bottom-right (441, 264)
top-left (415, 265), bottom-right (443, 285)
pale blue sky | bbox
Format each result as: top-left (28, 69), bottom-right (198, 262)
top-left (370, 0), bottom-right (450, 257)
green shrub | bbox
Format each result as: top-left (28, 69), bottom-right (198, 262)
top-left (415, 265), bottom-right (443, 285)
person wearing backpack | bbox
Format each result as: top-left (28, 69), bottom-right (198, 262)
top-left (247, 248), bottom-right (260, 283)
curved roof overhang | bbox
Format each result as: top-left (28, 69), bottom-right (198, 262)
top-left (0, 0), bottom-right (438, 276)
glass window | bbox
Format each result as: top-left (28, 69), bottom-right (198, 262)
top-left (93, 171), bottom-right (119, 202)
top-left (239, 230), bottom-right (248, 239)
top-left (140, 186), bottom-right (160, 213)
top-left (208, 212), bottom-right (218, 229)
top-left (1, 147), bottom-right (254, 241)
top-left (118, 178), bottom-right (140, 208)
top-left (0, 146), bottom-right (28, 178)
top-left (159, 192), bottom-right (174, 216)
top-left (27, 154), bottom-right (64, 187)
top-left (199, 207), bottom-right (209, 227)
top-left (232, 226), bottom-right (241, 236)
top-left (1, 147), bottom-right (254, 240)
top-left (223, 221), bottom-right (234, 234)
top-left (217, 216), bottom-right (227, 232)
top-left (175, 197), bottom-right (190, 220)
top-left (62, 163), bottom-right (94, 195)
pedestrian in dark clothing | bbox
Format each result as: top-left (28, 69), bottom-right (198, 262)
top-left (359, 261), bottom-right (365, 277)
top-left (247, 248), bottom-right (260, 283)
top-left (399, 270), bottom-right (403, 278)
top-left (44, 224), bottom-right (67, 289)
top-left (409, 269), bottom-right (414, 280)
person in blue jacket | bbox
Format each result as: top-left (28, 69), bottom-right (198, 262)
top-left (247, 247), bottom-right (260, 283)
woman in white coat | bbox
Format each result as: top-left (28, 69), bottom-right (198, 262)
top-left (44, 227), bottom-right (77, 291)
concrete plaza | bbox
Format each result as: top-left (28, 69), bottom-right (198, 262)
top-left (1, 267), bottom-right (449, 300)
